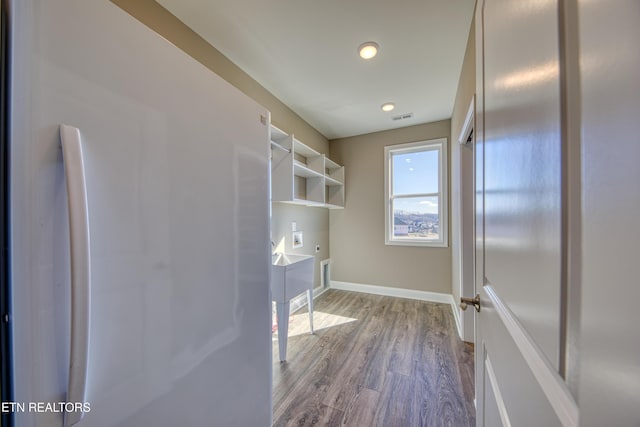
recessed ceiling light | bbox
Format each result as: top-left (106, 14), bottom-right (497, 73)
top-left (358, 42), bottom-right (379, 59)
top-left (381, 102), bottom-right (395, 112)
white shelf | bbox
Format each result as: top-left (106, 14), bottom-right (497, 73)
top-left (270, 124), bottom-right (345, 209)
top-left (325, 203), bottom-right (345, 210)
top-left (270, 125), bottom-right (289, 145)
top-left (325, 175), bottom-right (342, 186)
top-left (293, 160), bottom-right (324, 179)
top-left (280, 199), bottom-right (326, 208)
top-left (324, 157), bottom-right (341, 170)
top-left (291, 199), bottom-right (318, 206)
top-left (293, 138), bottom-right (321, 158)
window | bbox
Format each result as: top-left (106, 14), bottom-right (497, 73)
top-left (384, 138), bottom-right (448, 247)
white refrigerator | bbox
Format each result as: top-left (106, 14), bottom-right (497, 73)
top-left (6, 0), bottom-right (272, 425)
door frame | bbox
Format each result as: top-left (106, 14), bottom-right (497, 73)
top-left (456, 96), bottom-right (476, 344)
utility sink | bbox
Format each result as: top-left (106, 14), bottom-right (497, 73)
top-left (272, 253), bottom-right (313, 267)
top-left (271, 253), bottom-right (315, 362)
top-left (271, 253), bottom-right (314, 298)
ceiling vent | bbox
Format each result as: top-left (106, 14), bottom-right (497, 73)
top-left (392, 112), bottom-right (413, 121)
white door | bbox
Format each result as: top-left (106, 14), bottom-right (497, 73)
top-left (473, 1), bottom-right (578, 425)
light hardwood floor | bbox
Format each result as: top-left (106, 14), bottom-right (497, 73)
top-left (272, 289), bottom-right (475, 427)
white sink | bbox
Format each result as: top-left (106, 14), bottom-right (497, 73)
top-left (272, 253), bottom-right (313, 267)
top-left (271, 253), bottom-right (315, 362)
top-left (271, 253), bottom-right (314, 302)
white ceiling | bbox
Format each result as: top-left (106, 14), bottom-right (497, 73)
top-left (157, 0), bottom-right (475, 139)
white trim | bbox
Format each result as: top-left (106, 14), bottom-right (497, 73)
top-left (451, 301), bottom-right (463, 340)
top-left (384, 138), bottom-right (449, 248)
top-left (287, 293), bottom-right (308, 314)
top-left (320, 258), bottom-right (331, 289)
top-left (485, 285), bottom-right (579, 427)
top-left (330, 280), bottom-right (451, 304)
top-left (330, 281), bottom-right (460, 328)
top-left (313, 286), bottom-right (330, 299)
top-left (384, 239), bottom-right (448, 248)
top-left (485, 353), bottom-right (512, 427)
top-left (458, 96), bottom-right (475, 145)
top-left (453, 95), bottom-right (476, 344)
top-left (289, 285), bottom-right (330, 314)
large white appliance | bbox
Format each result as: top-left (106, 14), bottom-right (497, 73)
top-left (6, 0), bottom-right (272, 425)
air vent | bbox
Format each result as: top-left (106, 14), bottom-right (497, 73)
top-left (392, 112), bottom-right (413, 121)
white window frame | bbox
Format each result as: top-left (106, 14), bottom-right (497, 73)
top-left (384, 138), bottom-right (448, 247)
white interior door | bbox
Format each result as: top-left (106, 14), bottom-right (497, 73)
top-left (474, 1), bottom-right (578, 425)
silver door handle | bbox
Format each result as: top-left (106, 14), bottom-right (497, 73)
top-left (460, 294), bottom-right (481, 312)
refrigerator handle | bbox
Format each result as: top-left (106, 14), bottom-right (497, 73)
top-left (60, 125), bottom-right (91, 427)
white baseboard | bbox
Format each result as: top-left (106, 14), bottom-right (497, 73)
top-left (451, 300), bottom-right (463, 339)
top-left (288, 285), bottom-right (330, 314)
top-left (330, 280), bottom-right (461, 337)
top-left (314, 285), bottom-right (330, 299)
top-left (330, 280), bottom-right (451, 304)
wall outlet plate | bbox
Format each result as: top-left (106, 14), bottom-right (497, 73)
top-left (315, 245), bottom-right (320, 253)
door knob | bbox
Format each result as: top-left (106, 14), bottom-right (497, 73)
top-left (460, 294), bottom-right (481, 312)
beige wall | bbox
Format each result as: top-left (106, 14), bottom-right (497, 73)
top-left (112, 0), bottom-right (331, 283)
top-left (271, 204), bottom-right (329, 288)
top-left (450, 16), bottom-right (476, 336)
top-left (329, 121), bottom-right (452, 294)
top-left (112, 0), bottom-right (328, 154)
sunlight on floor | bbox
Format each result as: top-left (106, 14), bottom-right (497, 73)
top-left (272, 310), bottom-right (358, 340)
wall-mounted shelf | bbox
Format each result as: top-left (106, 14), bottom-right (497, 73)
top-left (270, 124), bottom-right (344, 209)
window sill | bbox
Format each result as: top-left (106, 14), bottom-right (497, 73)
top-left (385, 239), bottom-right (449, 248)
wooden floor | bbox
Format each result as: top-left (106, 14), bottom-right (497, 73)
top-left (272, 289), bottom-right (475, 427)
